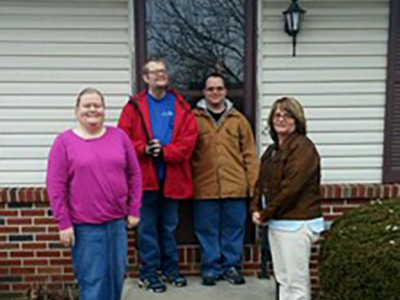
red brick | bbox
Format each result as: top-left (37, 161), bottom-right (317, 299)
top-left (332, 206), bottom-right (359, 214)
top-left (0, 292), bottom-right (25, 299)
top-left (323, 214), bottom-right (342, 221)
top-left (7, 218), bottom-right (32, 225)
top-left (24, 259), bottom-right (49, 266)
top-left (36, 234), bottom-right (59, 242)
top-left (48, 226), bottom-right (59, 233)
top-left (34, 218), bottom-right (55, 225)
top-left (63, 266), bottom-right (74, 273)
top-left (0, 284), bottom-right (10, 291)
top-left (0, 268), bottom-right (9, 275)
top-left (22, 243), bottom-right (47, 250)
top-left (0, 227), bottom-right (19, 234)
top-left (0, 236), bottom-right (6, 242)
top-left (0, 260), bottom-right (21, 266)
top-left (37, 251), bottom-right (61, 258)
top-left (37, 267), bottom-right (62, 274)
top-left (26, 188), bottom-right (35, 202)
top-left (11, 267), bottom-right (35, 275)
top-left (25, 275), bottom-right (48, 282)
top-left (50, 274), bottom-right (75, 282)
top-left (18, 188), bottom-right (27, 202)
top-left (0, 251), bottom-right (7, 258)
top-left (11, 284), bottom-right (31, 291)
top-left (393, 185), bottom-right (399, 197)
top-left (346, 199), bottom-right (369, 205)
top-left (0, 243), bottom-right (19, 250)
top-left (11, 251), bottom-right (34, 258)
top-left (50, 259), bottom-right (72, 265)
top-left (334, 185), bottom-right (342, 198)
top-left (21, 210), bottom-right (45, 217)
top-left (383, 185), bottom-right (391, 198)
top-left (0, 210), bottom-right (18, 217)
top-left (21, 227), bottom-right (46, 233)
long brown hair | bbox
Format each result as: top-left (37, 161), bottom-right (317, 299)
top-left (268, 96), bottom-right (307, 144)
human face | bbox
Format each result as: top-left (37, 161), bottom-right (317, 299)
top-left (272, 106), bottom-right (296, 137)
top-left (203, 77), bottom-right (227, 106)
top-left (143, 61), bottom-right (168, 89)
top-left (75, 93), bottom-right (105, 129)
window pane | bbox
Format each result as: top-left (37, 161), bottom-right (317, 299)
top-left (146, 0), bottom-right (245, 93)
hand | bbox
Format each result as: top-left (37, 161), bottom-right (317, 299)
top-left (59, 227), bottom-right (75, 247)
top-left (252, 211), bottom-right (263, 226)
top-left (127, 216), bottom-right (140, 229)
top-left (145, 139), bottom-right (162, 157)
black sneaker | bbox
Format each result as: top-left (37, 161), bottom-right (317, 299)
top-left (222, 267), bottom-right (246, 285)
top-left (162, 272), bottom-right (187, 287)
top-left (138, 274), bottom-right (167, 293)
top-left (202, 276), bottom-right (216, 286)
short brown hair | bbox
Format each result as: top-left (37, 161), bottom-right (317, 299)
top-left (268, 96), bottom-right (307, 144)
top-left (142, 58), bottom-right (167, 75)
top-left (75, 87), bottom-right (105, 107)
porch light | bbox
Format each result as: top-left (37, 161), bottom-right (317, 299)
top-left (283, 0), bottom-right (306, 56)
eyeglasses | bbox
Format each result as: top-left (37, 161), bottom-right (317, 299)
top-left (147, 69), bottom-right (167, 75)
top-left (273, 112), bottom-right (294, 121)
top-left (206, 86), bottom-right (225, 92)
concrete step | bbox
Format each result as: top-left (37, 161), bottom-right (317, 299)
top-left (122, 277), bottom-right (276, 300)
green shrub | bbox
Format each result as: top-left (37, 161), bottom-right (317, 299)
top-left (320, 199), bottom-right (400, 300)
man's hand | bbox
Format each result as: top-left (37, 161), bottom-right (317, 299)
top-left (145, 139), bottom-right (162, 157)
top-left (127, 216), bottom-right (140, 229)
top-left (59, 227), bottom-right (75, 247)
top-left (252, 211), bottom-right (263, 226)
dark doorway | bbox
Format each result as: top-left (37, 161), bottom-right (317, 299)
top-left (134, 0), bottom-right (257, 244)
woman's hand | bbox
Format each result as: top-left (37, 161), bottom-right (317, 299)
top-left (252, 211), bottom-right (263, 226)
top-left (59, 227), bottom-right (75, 247)
top-left (127, 215), bottom-right (140, 229)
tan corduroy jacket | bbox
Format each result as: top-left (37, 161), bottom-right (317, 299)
top-left (191, 99), bottom-right (258, 200)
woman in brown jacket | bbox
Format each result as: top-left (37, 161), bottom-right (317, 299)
top-left (250, 97), bottom-right (324, 300)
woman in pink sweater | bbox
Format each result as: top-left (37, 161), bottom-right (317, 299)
top-left (46, 88), bottom-right (142, 300)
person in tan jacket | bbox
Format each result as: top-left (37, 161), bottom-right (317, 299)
top-left (191, 73), bottom-right (258, 286)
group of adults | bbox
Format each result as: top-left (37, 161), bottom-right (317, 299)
top-left (46, 58), bottom-right (324, 300)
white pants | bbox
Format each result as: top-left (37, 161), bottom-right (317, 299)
top-left (268, 224), bottom-right (319, 300)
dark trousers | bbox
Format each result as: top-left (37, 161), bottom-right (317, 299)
top-left (193, 199), bottom-right (247, 278)
top-left (137, 190), bottom-right (179, 279)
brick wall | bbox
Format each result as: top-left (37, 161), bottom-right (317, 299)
top-left (0, 184), bottom-right (399, 299)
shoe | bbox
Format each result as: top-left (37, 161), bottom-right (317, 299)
top-left (162, 272), bottom-right (187, 287)
top-left (138, 274), bottom-right (167, 293)
top-left (222, 267), bottom-right (246, 285)
top-left (202, 276), bottom-right (216, 286)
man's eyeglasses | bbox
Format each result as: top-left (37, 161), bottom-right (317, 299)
top-left (147, 69), bottom-right (167, 75)
top-left (206, 86), bottom-right (225, 92)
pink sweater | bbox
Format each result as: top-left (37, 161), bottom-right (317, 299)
top-left (46, 126), bottom-right (142, 230)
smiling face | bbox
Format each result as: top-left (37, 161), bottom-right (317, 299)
top-left (143, 61), bottom-right (169, 89)
top-left (75, 92), bottom-right (105, 130)
top-left (272, 105), bottom-right (296, 137)
top-left (203, 76), bottom-right (227, 106)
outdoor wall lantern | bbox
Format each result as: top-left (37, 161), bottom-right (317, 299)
top-left (283, 0), bottom-right (306, 56)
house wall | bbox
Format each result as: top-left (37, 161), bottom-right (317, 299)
top-left (258, 0), bottom-right (390, 183)
top-left (0, 0), bottom-right (134, 185)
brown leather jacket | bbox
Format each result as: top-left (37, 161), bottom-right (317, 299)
top-left (191, 99), bottom-right (258, 200)
top-left (250, 132), bottom-right (322, 223)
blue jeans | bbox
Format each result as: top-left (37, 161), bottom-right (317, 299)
top-left (193, 199), bottom-right (247, 278)
top-left (138, 191), bottom-right (179, 279)
top-left (71, 219), bottom-right (127, 300)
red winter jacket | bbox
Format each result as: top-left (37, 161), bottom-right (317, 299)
top-left (118, 89), bottom-right (199, 199)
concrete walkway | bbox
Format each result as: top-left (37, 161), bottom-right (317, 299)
top-left (122, 277), bottom-right (276, 300)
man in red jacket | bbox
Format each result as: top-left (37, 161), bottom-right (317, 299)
top-left (118, 58), bottom-right (198, 293)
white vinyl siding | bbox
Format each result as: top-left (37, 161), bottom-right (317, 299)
top-left (0, 0), bottom-right (133, 185)
top-left (258, 0), bottom-right (389, 183)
